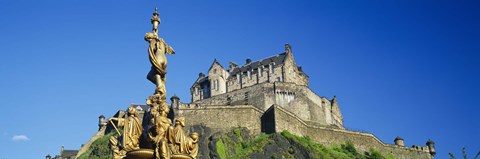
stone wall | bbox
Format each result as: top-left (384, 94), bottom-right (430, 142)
top-left (226, 62), bottom-right (286, 92)
top-left (268, 105), bottom-right (433, 159)
top-left (174, 105), bottom-right (263, 135)
top-left (190, 82), bottom-right (344, 128)
top-left (174, 104), bottom-right (433, 159)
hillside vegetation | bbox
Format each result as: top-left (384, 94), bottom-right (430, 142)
top-left (77, 128), bottom-right (394, 159)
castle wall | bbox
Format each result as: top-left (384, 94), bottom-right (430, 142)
top-left (269, 105), bottom-right (433, 159)
top-left (192, 82), bottom-right (344, 128)
top-left (191, 82), bottom-right (269, 110)
top-left (227, 63), bottom-right (285, 92)
top-left (174, 105), bottom-right (263, 135)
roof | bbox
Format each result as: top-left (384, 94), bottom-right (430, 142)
top-left (229, 52), bottom-right (287, 78)
top-left (131, 104), bottom-right (150, 112)
top-left (208, 59), bottom-right (225, 72)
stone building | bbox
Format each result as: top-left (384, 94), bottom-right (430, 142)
top-left (174, 44), bottom-right (436, 159)
top-left (190, 44), bottom-right (343, 128)
top-left (45, 146), bottom-right (78, 159)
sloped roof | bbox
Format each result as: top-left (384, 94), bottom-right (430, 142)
top-left (208, 59), bottom-right (225, 72)
top-left (229, 53), bottom-right (287, 78)
top-left (131, 104), bottom-right (150, 112)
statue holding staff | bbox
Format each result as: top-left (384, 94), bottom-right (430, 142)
top-left (146, 8), bottom-right (175, 96)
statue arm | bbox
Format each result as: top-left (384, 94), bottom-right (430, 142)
top-left (109, 117), bottom-right (125, 126)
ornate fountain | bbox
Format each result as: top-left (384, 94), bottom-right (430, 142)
top-left (108, 8), bottom-right (199, 159)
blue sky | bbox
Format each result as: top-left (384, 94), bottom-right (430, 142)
top-left (0, 0), bottom-right (479, 158)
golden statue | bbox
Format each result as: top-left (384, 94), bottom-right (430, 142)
top-left (146, 8), bottom-right (175, 96)
top-left (109, 7), bottom-right (199, 159)
top-left (171, 117), bottom-right (199, 158)
top-left (147, 94), bottom-right (173, 159)
top-left (109, 107), bottom-right (144, 159)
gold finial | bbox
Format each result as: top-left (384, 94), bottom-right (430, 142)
top-left (151, 7), bottom-right (160, 34)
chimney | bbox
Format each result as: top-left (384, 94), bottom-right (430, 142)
top-left (229, 62), bottom-right (238, 72)
top-left (285, 43), bottom-right (292, 54)
top-left (246, 58), bottom-right (252, 65)
top-left (199, 73), bottom-right (205, 78)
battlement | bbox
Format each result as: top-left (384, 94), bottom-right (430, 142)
top-left (173, 103), bottom-right (435, 159)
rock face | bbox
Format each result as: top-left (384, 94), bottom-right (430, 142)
top-left (187, 127), bottom-right (396, 159)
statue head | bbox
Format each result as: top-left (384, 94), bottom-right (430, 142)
top-left (190, 132), bottom-right (199, 140)
top-left (127, 107), bottom-right (139, 117)
top-left (175, 117), bottom-right (185, 127)
top-left (145, 32), bottom-right (158, 42)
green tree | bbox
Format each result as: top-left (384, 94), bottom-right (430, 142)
top-left (449, 147), bottom-right (480, 159)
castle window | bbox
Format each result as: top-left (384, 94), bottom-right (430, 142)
top-left (270, 63), bottom-right (275, 74)
top-left (195, 87), bottom-right (198, 95)
top-left (237, 73), bottom-right (241, 83)
top-left (248, 70), bottom-right (252, 80)
top-left (259, 67), bottom-right (263, 77)
top-left (214, 80), bottom-right (219, 91)
top-left (213, 69), bottom-right (217, 74)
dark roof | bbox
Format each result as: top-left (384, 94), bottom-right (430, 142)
top-left (229, 53), bottom-right (287, 78)
top-left (61, 150), bottom-right (78, 157)
top-left (131, 104), bottom-right (150, 112)
top-left (395, 136), bottom-right (404, 141)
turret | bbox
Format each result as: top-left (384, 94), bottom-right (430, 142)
top-left (394, 136), bottom-right (405, 146)
top-left (170, 94), bottom-right (180, 109)
top-left (426, 139), bottom-right (436, 157)
top-left (98, 115), bottom-right (106, 130)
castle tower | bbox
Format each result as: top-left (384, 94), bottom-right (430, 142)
top-left (170, 94), bottom-right (180, 109)
top-left (426, 139), bottom-right (436, 157)
top-left (394, 136), bottom-right (405, 146)
top-left (98, 115), bottom-right (106, 130)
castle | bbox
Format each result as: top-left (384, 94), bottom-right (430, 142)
top-left (189, 44), bottom-right (343, 129)
top-left (73, 44), bottom-right (436, 159)
top-left (171, 44), bottom-right (436, 159)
